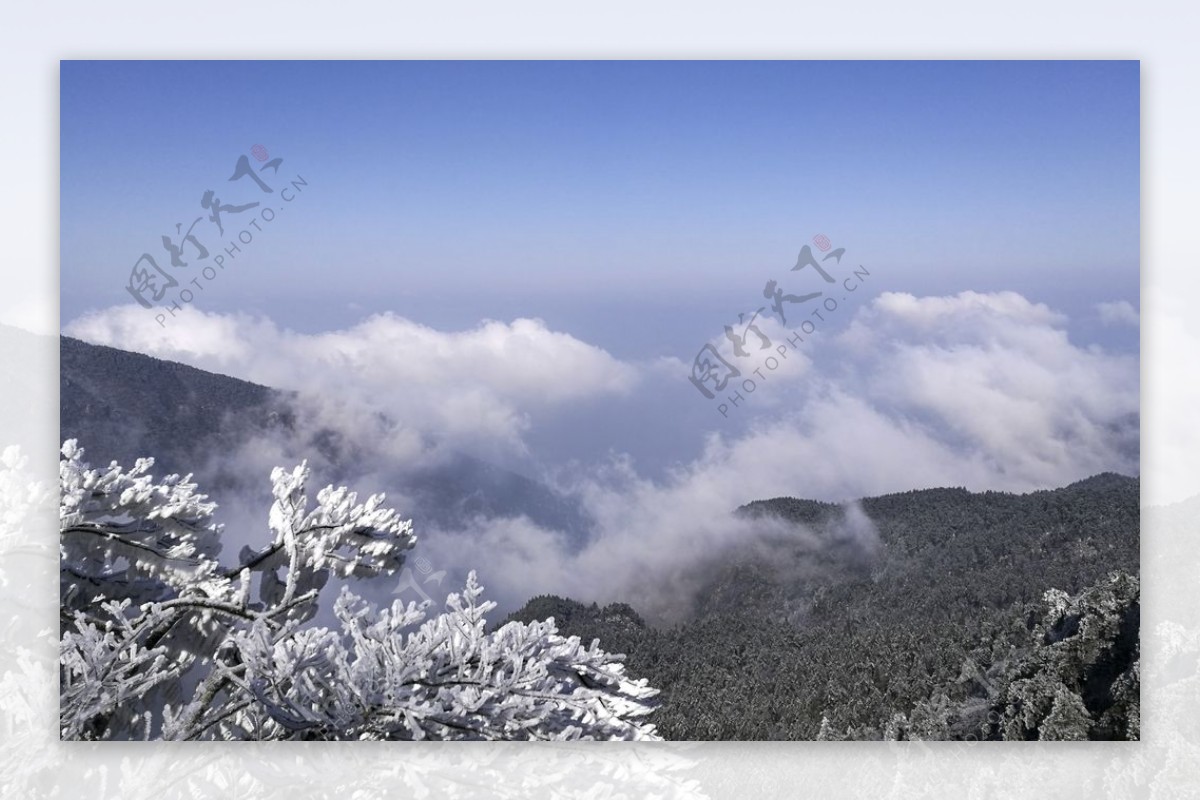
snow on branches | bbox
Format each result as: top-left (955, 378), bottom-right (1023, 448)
top-left (60, 438), bottom-right (223, 612)
top-left (58, 441), bottom-right (660, 741)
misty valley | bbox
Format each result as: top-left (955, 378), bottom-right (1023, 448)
top-left (58, 335), bottom-right (1139, 741)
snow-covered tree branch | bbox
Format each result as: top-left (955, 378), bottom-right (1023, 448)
top-left (58, 441), bottom-right (660, 741)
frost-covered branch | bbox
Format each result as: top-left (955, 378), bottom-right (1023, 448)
top-left (59, 439), bottom-right (224, 616)
top-left (203, 573), bottom-right (660, 741)
top-left (59, 441), bottom-right (659, 741)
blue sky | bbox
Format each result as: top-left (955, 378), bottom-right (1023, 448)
top-left (62, 60), bottom-right (1138, 357)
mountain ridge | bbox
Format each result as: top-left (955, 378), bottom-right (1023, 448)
top-left (59, 335), bottom-right (590, 538)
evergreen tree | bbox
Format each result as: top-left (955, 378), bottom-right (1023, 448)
top-left (59, 441), bottom-right (660, 741)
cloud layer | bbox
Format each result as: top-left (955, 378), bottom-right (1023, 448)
top-left (64, 290), bottom-right (1138, 619)
top-left (65, 308), bottom-right (639, 458)
top-left (1096, 299), bottom-right (1140, 327)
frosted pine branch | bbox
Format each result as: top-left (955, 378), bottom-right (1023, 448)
top-left (59, 441), bottom-right (660, 741)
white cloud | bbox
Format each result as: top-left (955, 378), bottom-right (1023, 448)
top-left (63, 290), bottom-right (1140, 620)
top-left (64, 306), bottom-right (640, 456)
top-left (836, 291), bottom-right (1139, 490)
top-left (414, 290), bottom-right (1139, 619)
top-left (1096, 299), bottom-right (1140, 327)
top-left (840, 290), bottom-right (1068, 352)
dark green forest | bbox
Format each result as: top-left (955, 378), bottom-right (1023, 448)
top-left (506, 474), bottom-right (1140, 740)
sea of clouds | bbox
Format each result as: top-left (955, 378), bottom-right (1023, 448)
top-left (62, 289), bottom-right (1139, 620)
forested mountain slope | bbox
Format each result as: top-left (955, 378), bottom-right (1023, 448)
top-left (60, 335), bottom-right (285, 480)
top-left (507, 476), bottom-right (1139, 740)
top-left (60, 336), bottom-right (587, 535)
